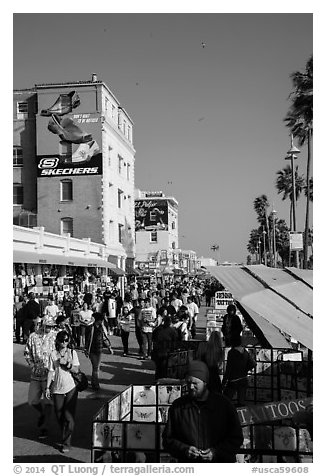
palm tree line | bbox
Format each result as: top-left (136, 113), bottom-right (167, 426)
top-left (247, 56), bottom-right (313, 268)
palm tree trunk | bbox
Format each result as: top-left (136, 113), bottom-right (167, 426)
top-left (265, 211), bottom-right (271, 265)
top-left (303, 129), bottom-right (312, 269)
top-left (289, 201), bottom-right (293, 231)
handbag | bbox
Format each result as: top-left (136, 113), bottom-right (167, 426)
top-left (71, 370), bottom-right (88, 392)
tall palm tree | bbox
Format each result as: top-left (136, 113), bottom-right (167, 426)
top-left (276, 165), bottom-right (305, 230)
top-left (304, 177), bottom-right (313, 202)
top-left (253, 195), bottom-right (271, 255)
top-left (284, 56), bottom-right (313, 268)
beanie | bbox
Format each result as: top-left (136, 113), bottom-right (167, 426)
top-left (187, 360), bottom-right (209, 383)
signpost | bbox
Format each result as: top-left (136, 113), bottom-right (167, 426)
top-left (289, 232), bottom-right (303, 251)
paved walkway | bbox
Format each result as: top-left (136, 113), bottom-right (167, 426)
top-left (13, 305), bottom-right (208, 462)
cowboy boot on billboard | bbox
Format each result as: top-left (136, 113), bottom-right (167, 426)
top-left (41, 90), bottom-right (80, 117)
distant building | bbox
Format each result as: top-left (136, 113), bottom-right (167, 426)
top-left (13, 73), bottom-right (136, 270)
top-left (198, 256), bottom-right (217, 267)
top-left (135, 190), bottom-right (179, 267)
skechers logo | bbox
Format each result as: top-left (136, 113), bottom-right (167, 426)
top-left (38, 157), bottom-right (60, 169)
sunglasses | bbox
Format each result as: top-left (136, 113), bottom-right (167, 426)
top-left (59, 338), bottom-right (69, 343)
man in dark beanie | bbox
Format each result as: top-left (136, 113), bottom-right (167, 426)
top-left (162, 360), bottom-right (243, 462)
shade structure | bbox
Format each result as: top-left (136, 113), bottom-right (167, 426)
top-left (205, 265), bottom-right (313, 350)
top-left (13, 249), bottom-right (115, 269)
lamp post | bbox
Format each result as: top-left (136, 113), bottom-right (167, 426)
top-left (258, 238), bottom-right (261, 264)
top-left (262, 227), bottom-right (267, 265)
top-left (285, 134), bottom-right (300, 268)
top-left (272, 208), bottom-right (277, 268)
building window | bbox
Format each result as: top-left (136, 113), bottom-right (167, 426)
top-left (108, 146), bottom-right (112, 166)
top-left (150, 231), bottom-right (158, 243)
top-left (105, 97), bottom-right (109, 113)
top-left (118, 155), bottom-right (123, 174)
top-left (171, 221), bottom-right (175, 230)
top-left (118, 223), bottom-right (124, 243)
top-left (172, 241), bottom-right (176, 249)
top-left (13, 184), bottom-right (24, 205)
top-left (13, 146), bottom-right (23, 166)
top-left (150, 211), bottom-right (156, 222)
top-left (127, 125), bottom-right (131, 141)
top-left (112, 104), bottom-right (116, 120)
top-left (16, 101), bottom-right (28, 119)
top-left (60, 180), bottom-right (73, 201)
top-left (118, 189), bottom-right (123, 208)
top-left (123, 120), bottom-right (126, 135)
top-left (127, 163), bottom-right (130, 180)
top-left (61, 217), bottom-right (73, 236)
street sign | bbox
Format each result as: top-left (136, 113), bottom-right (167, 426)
top-left (289, 232), bottom-right (303, 251)
top-left (214, 291), bottom-right (233, 310)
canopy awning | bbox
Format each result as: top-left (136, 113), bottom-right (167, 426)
top-left (13, 249), bottom-right (115, 269)
top-left (107, 265), bottom-right (125, 276)
top-left (126, 267), bottom-right (141, 276)
top-left (206, 264), bottom-right (313, 350)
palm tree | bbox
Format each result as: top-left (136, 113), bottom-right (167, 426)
top-left (253, 195), bottom-right (271, 256)
top-left (284, 56), bottom-right (313, 268)
top-left (304, 177), bottom-right (313, 202)
top-left (275, 165), bottom-right (305, 230)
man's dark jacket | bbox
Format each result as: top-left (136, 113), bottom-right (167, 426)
top-left (162, 392), bottom-right (243, 462)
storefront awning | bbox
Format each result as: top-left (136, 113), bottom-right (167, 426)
top-left (126, 267), bottom-right (140, 276)
top-left (205, 264), bottom-right (313, 350)
top-left (13, 249), bottom-right (115, 269)
top-left (107, 265), bottom-right (125, 276)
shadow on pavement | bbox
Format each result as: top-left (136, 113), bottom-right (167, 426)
top-left (13, 454), bottom-right (82, 463)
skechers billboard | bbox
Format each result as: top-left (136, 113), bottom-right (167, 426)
top-left (36, 89), bottom-right (102, 176)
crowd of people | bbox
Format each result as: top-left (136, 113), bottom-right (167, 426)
top-left (15, 277), bottom-right (261, 458)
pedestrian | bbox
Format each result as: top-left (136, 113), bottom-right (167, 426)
top-left (85, 312), bottom-right (114, 391)
top-left (130, 299), bottom-right (145, 356)
top-left (221, 304), bottom-right (243, 347)
top-left (139, 298), bottom-right (157, 359)
top-left (222, 334), bottom-right (256, 406)
top-left (56, 314), bottom-right (75, 348)
top-left (162, 360), bottom-right (243, 462)
top-left (70, 301), bottom-right (81, 348)
top-left (24, 316), bottom-right (57, 439)
top-left (45, 330), bottom-right (80, 452)
top-left (152, 316), bottom-right (178, 380)
top-left (79, 302), bottom-right (94, 347)
top-left (62, 291), bottom-right (74, 320)
top-left (43, 296), bottom-right (59, 322)
top-left (119, 306), bottom-right (133, 356)
top-left (170, 293), bottom-right (183, 313)
top-left (186, 296), bottom-right (199, 339)
top-left (23, 292), bottom-right (41, 343)
top-left (14, 295), bottom-right (27, 344)
top-left (197, 331), bottom-right (224, 393)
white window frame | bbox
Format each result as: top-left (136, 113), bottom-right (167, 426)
top-left (60, 179), bottom-right (73, 202)
top-left (118, 189), bottom-right (123, 209)
top-left (13, 184), bottom-right (24, 205)
top-left (16, 101), bottom-right (28, 119)
top-left (61, 217), bottom-right (73, 236)
top-left (13, 146), bottom-right (23, 166)
top-left (150, 231), bottom-right (158, 243)
top-left (118, 223), bottom-right (124, 243)
top-left (118, 155), bottom-right (123, 174)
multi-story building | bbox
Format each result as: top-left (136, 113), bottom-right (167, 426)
top-left (134, 190), bottom-right (179, 270)
top-left (13, 74), bottom-right (136, 270)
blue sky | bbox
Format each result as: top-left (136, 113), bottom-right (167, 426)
top-left (13, 12), bottom-right (313, 263)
